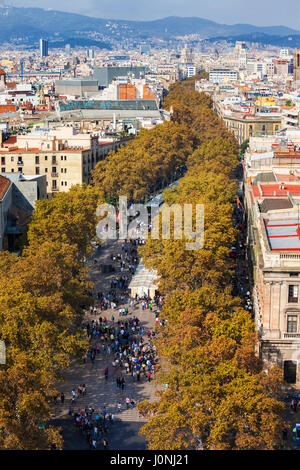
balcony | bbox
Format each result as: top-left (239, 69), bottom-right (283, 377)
top-left (283, 333), bottom-right (300, 339)
top-left (51, 172), bottom-right (58, 177)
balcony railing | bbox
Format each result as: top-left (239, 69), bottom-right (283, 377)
top-left (283, 333), bottom-right (300, 339)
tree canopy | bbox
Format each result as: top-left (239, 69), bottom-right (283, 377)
top-left (137, 77), bottom-right (285, 450)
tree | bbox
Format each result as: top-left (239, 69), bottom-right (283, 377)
top-left (137, 79), bottom-right (285, 450)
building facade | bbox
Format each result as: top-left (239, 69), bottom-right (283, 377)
top-left (223, 113), bottom-right (281, 145)
top-left (294, 49), bottom-right (300, 89)
top-left (0, 128), bottom-right (126, 197)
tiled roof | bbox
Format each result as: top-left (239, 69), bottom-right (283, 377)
top-left (0, 175), bottom-right (10, 200)
top-left (2, 136), bottom-right (17, 145)
top-left (253, 183), bottom-right (300, 197)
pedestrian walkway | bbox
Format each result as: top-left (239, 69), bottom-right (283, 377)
top-left (51, 238), bottom-right (158, 450)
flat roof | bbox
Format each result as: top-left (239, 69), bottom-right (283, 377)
top-left (260, 198), bottom-right (293, 212)
top-left (253, 183), bottom-right (300, 197)
top-left (59, 99), bottom-right (158, 112)
top-left (265, 217), bottom-right (300, 251)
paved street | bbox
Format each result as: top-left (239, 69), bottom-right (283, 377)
top-left (51, 238), bottom-right (157, 450)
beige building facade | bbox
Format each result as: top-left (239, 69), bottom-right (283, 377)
top-left (0, 127), bottom-right (126, 197)
top-left (223, 114), bottom-right (281, 145)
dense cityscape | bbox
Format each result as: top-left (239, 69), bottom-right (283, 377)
top-left (0, 0), bottom-right (300, 457)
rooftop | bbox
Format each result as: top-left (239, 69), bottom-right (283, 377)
top-left (265, 217), bottom-right (300, 251)
top-left (59, 99), bottom-right (159, 112)
top-left (0, 175), bottom-right (11, 200)
top-left (259, 198), bottom-right (293, 213)
top-left (253, 183), bottom-right (300, 198)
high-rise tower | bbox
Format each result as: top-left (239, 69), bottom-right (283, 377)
top-left (40, 38), bottom-right (48, 58)
top-left (293, 49), bottom-right (300, 89)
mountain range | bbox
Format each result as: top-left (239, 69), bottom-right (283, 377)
top-left (0, 7), bottom-right (299, 48)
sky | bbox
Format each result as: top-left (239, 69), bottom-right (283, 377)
top-left (7, 0), bottom-right (300, 29)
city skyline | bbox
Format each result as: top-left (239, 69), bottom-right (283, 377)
top-left (9, 0), bottom-right (300, 30)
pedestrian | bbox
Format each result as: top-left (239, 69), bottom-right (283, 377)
top-left (117, 402), bottom-right (121, 412)
top-left (60, 392), bottom-right (65, 404)
top-left (104, 367), bottom-right (108, 379)
top-left (126, 397), bottom-right (130, 409)
top-left (103, 437), bottom-right (108, 449)
top-left (121, 377), bottom-right (125, 390)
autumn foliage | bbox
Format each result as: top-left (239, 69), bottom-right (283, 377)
top-left (137, 79), bottom-right (285, 449)
top-left (0, 185), bottom-right (102, 449)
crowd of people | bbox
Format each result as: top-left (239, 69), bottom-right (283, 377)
top-left (55, 238), bottom-right (161, 449)
top-left (232, 187), bottom-right (253, 316)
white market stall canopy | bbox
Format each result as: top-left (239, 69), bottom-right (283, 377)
top-left (129, 262), bottom-right (159, 298)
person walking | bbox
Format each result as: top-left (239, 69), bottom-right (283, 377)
top-left (121, 377), bottom-right (125, 390)
top-left (60, 392), bottom-right (65, 404)
top-left (126, 397), bottom-right (130, 409)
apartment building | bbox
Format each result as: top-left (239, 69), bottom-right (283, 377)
top-left (0, 127), bottom-right (123, 197)
top-left (0, 172), bottom-right (46, 251)
top-left (209, 68), bottom-right (238, 84)
top-left (245, 136), bottom-right (300, 383)
top-left (223, 113), bottom-right (281, 145)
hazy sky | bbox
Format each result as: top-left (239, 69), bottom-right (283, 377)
top-left (9, 0), bottom-right (300, 29)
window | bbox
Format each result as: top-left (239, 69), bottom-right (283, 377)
top-left (10, 156), bottom-right (14, 162)
top-left (287, 315), bottom-right (298, 333)
top-left (61, 181), bottom-right (64, 186)
top-left (1, 167), bottom-right (5, 173)
top-left (1, 157), bottom-right (5, 165)
top-left (64, 156), bottom-right (67, 161)
top-left (61, 168), bottom-right (64, 173)
top-left (284, 360), bottom-right (297, 384)
top-left (18, 167), bottom-right (22, 172)
top-left (35, 167), bottom-right (40, 175)
top-left (35, 156), bottom-right (39, 164)
top-left (290, 273), bottom-right (299, 277)
top-left (52, 180), bottom-right (57, 190)
top-left (45, 168), bottom-right (48, 173)
top-left (289, 285), bottom-right (299, 303)
top-left (11, 168), bottom-right (14, 172)
top-left (65, 181), bottom-right (67, 186)
top-left (64, 168), bottom-right (67, 173)
top-left (262, 125), bottom-right (266, 133)
top-left (61, 156), bottom-right (63, 161)
top-left (52, 156), bottom-right (57, 164)
top-left (45, 156), bottom-right (48, 161)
